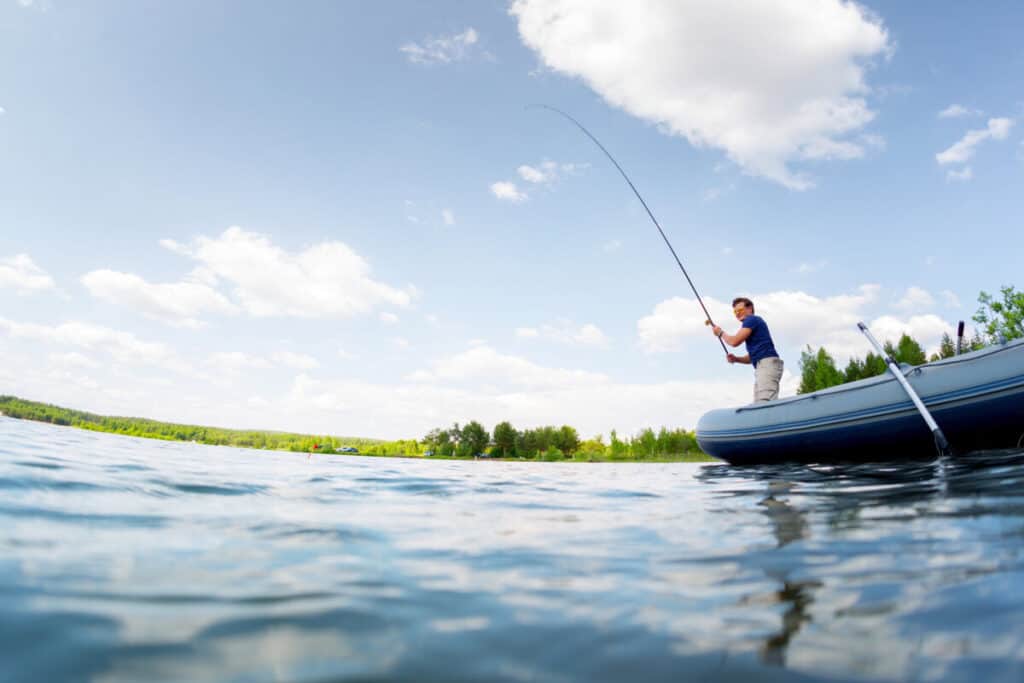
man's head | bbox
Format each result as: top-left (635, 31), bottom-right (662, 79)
top-left (732, 297), bottom-right (754, 320)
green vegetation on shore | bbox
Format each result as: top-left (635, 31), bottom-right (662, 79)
top-left (423, 420), bottom-right (708, 461)
top-left (0, 396), bottom-right (712, 462)
top-left (797, 286), bottom-right (1022, 394)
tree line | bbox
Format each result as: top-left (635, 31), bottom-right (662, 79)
top-left (422, 421), bottom-right (704, 461)
top-left (0, 396), bottom-right (382, 454)
top-left (0, 396), bottom-right (708, 462)
top-left (798, 286), bottom-right (1022, 394)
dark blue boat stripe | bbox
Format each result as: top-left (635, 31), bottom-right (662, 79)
top-left (698, 374), bottom-right (1024, 439)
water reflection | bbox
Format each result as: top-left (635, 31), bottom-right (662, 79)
top-left (752, 490), bottom-right (818, 667)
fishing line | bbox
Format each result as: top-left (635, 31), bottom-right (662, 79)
top-left (528, 104), bottom-right (727, 354)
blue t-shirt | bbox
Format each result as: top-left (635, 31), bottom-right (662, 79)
top-left (741, 315), bottom-right (779, 367)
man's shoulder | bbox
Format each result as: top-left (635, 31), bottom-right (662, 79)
top-left (742, 315), bottom-right (765, 328)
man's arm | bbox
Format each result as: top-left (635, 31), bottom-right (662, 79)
top-left (712, 325), bottom-right (752, 348)
top-left (727, 353), bottom-right (751, 365)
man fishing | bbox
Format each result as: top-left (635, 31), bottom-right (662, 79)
top-left (711, 297), bottom-right (784, 402)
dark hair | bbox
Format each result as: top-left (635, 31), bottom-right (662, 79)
top-left (732, 297), bottom-right (755, 313)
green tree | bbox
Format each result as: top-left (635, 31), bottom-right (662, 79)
top-left (609, 429), bottom-right (629, 460)
top-left (576, 436), bottom-right (606, 461)
top-left (458, 421), bottom-right (489, 457)
top-left (635, 427), bottom-right (657, 457)
top-left (842, 357), bottom-right (865, 383)
top-left (893, 333), bottom-right (927, 365)
top-left (930, 332), bottom-right (957, 362)
top-left (798, 346), bottom-right (844, 394)
top-left (974, 286), bottom-right (1024, 342)
top-left (492, 421), bottom-right (517, 457)
top-left (555, 425), bottom-right (580, 455)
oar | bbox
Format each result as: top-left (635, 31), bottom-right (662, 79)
top-left (857, 322), bottom-right (952, 456)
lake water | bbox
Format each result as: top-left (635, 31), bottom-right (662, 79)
top-left (2, 416), bottom-right (1023, 682)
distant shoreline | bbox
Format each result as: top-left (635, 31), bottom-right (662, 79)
top-left (0, 396), bottom-right (714, 463)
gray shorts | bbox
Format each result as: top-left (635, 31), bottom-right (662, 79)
top-left (754, 357), bottom-right (784, 402)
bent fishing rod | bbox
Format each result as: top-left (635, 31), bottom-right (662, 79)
top-left (527, 104), bottom-right (727, 354)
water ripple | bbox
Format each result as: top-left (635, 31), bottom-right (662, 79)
top-left (2, 417), bottom-right (1024, 682)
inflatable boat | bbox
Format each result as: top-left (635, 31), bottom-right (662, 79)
top-left (696, 338), bottom-right (1024, 465)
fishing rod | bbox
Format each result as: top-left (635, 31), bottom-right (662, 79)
top-left (528, 104), bottom-right (727, 354)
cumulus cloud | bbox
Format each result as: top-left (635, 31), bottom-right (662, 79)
top-left (48, 351), bottom-right (99, 369)
top-left (515, 320), bottom-right (609, 347)
top-left (0, 254), bottom-right (56, 294)
top-left (636, 284), bottom-right (950, 362)
top-left (81, 269), bottom-right (237, 328)
top-left (938, 104), bottom-right (982, 119)
top-left (272, 351), bottom-right (319, 370)
top-left (0, 317), bottom-right (189, 372)
top-left (159, 227), bottom-right (416, 319)
top-left (207, 349), bottom-right (319, 373)
top-left (490, 181), bottom-right (528, 202)
top-left (400, 27), bottom-right (480, 65)
top-left (208, 351), bottom-right (273, 371)
top-left (894, 286), bottom-right (935, 310)
top-left (285, 348), bottom-right (751, 439)
top-left (936, 117), bottom-right (1014, 165)
top-left (511, 0), bottom-right (891, 189)
top-left (408, 345), bottom-right (607, 389)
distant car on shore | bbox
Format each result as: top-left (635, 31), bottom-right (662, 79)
top-left (339, 446), bottom-right (359, 454)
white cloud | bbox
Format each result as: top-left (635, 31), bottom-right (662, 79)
top-left (208, 351), bottom-right (273, 371)
top-left (938, 104), bottom-right (982, 119)
top-left (159, 227), bottom-right (416, 319)
top-left (941, 290), bottom-right (961, 308)
top-left (337, 347), bottom-right (357, 360)
top-left (721, 246), bottom-right (734, 256)
top-left (490, 181), bottom-right (528, 202)
top-left (272, 351), bottom-right (319, 370)
top-left (0, 317), bottom-right (189, 372)
top-left (392, 336), bottom-right (410, 348)
top-left (408, 345), bottom-right (608, 388)
top-left (637, 284), bottom-right (954, 362)
top-left (204, 349), bottom-right (320, 373)
top-left (0, 106), bottom-right (5, 115)
top-left (517, 165), bottom-right (547, 183)
top-left (868, 315), bottom-right (952, 351)
top-left (936, 117), bottom-right (1015, 165)
top-left (894, 286), bottom-right (935, 310)
top-left (516, 160), bottom-right (584, 185)
top-left (81, 269), bottom-right (237, 328)
top-left (48, 352), bottom-right (98, 369)
top-left (285, 349), bottom-right (751, 438)
top-left (516, 320), bottom-right (609, 347)
top-left (511, 0), bottom-right (891, 189)
top-left (400, 27), bottom-right (480, 65)
top-left (0, 254), bottom-right (56, 294)
top-left (442, 209), bottom-right (455, 226)
top-left (379, 311), bottom-right (399, 324)
top-left (946, 166), bottom-right (973, 182)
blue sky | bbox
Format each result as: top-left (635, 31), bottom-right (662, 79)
top-left (2, 0), bottom-right (1022, 439)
